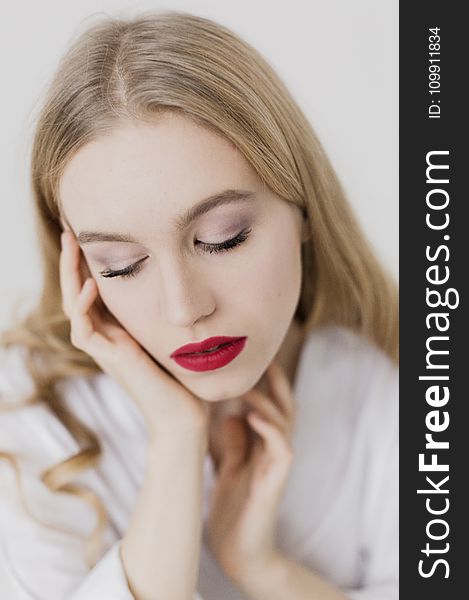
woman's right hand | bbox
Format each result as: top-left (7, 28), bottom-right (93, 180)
top-left (59, 227), bottom-right (210, 441)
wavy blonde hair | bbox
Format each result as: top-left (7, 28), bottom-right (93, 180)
top-left (0, 10), bottom-right (398, 567)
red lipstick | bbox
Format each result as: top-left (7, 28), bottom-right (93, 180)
top-left (170, 336), bottom-right (247, 372)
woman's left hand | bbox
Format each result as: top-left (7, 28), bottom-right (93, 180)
top-left (206, 359), bottom-right (296, 585)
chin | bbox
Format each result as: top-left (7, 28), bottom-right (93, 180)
top-left (181, 370), bottom-right (258, 404)
top-left (151, 343), bottom-right (267, 402)
top-left (184, 382), bottom-right (243, 404)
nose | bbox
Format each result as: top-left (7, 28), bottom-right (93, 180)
top-left (159, 255), bottom-right (215, 327)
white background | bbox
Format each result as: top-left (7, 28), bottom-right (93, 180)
top-left (0, 0), bottom-right (398, 334)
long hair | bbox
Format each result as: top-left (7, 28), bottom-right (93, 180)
top-left (0, 10), bottom-right (398, 566)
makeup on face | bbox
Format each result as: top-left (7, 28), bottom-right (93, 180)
top-left (77, 196), bottom-right (261, 279)
top-left (58, 115), bottom-right (304, 402)
top-left (170, 336), bottom-right (248, 372)
top-left (74, 189), bottom-right (257, 246)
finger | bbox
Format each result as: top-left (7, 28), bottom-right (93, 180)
top-left (60, 230), bottom-right (83, 317)
top-left (242, 388), bottom-right (287, 435)
top-left (246, 412), bottom-right (294, 469)
top-left (70, 278), bottom-right (98, 343)
top-left (71, 269), bottom-right (123, 347)
top-left (218, 416), bottom-right (249, 476)
top-left (73, 278), bottom-right (98, 317)
top-left (70, 278), bottom-right (112, 356)
top-left (265, 360), bottom-right (297, 421)
top-left (60, 215), bottom-right (72, 232)
top-left (78, 251), bottom-right (93, 284)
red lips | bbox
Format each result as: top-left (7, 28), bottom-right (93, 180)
top-left (170, 336), bottom-right (248, 372)
top-left (170, 336), bottom-right (245, 357)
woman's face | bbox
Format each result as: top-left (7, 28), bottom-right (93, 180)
top-left (59, 113), bottom-right (305, 402)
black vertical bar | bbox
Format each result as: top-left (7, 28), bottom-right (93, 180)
top-left (400, 2), bottom-right (467, 597)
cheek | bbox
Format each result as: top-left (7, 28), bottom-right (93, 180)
top-left (241, 233), bottom-right (302, 312)
top-left (93, 229), bottom-right (302, 337)
top-left (96, 284), bottom-right (144, 332)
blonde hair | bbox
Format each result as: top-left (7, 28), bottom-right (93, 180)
top-left (0, 10), bottom-right (398, 567)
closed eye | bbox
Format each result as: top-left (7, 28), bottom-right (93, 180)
top-left (99, 256), bottom-right (148, 279)
top-left (99, 228), bottom-right (252, 280)
top-left (196, 227), bottom-right (251, 255)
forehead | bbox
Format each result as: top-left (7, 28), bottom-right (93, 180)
top-left (58, 113), bottom-right (262, 229)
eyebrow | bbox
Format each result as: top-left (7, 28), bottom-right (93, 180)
top-left (75, 189), bottom-right (256, 245)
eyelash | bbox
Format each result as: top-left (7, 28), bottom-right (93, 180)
top-left (99, 228), bottom-right (252, 280)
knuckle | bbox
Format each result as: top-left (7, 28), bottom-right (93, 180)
top-left (62, 301), bottom-right (70, 318)
top-left (69, 331), bottom-right (80, 349)
top-left (69, 325), bottom-right (84, 350)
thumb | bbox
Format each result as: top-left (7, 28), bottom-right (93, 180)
top-left (218, 416), bottom-right (249, 476)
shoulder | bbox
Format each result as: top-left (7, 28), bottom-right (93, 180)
top-left (0, 345), bottom-right (82, 471)
top-left (0, 345), bottom-right (41, 449)
top-left (0, 344), bottom-right (35, 406)
top-left (298, 324), bottom-right (397, 381)
top-left (298, 324), bottom-right (398, 397)
top-left (294, 324), bottom-right (398, 442)
top-left (0, 344), bottom-right (146, 466)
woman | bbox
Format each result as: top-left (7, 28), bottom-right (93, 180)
top-left (0, 11), bottom-right (398, 600)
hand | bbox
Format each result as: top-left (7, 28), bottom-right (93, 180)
top-left (206, 360), bottom-right (296, 585)
top-left (59, 227), bottom-right (210, 438)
